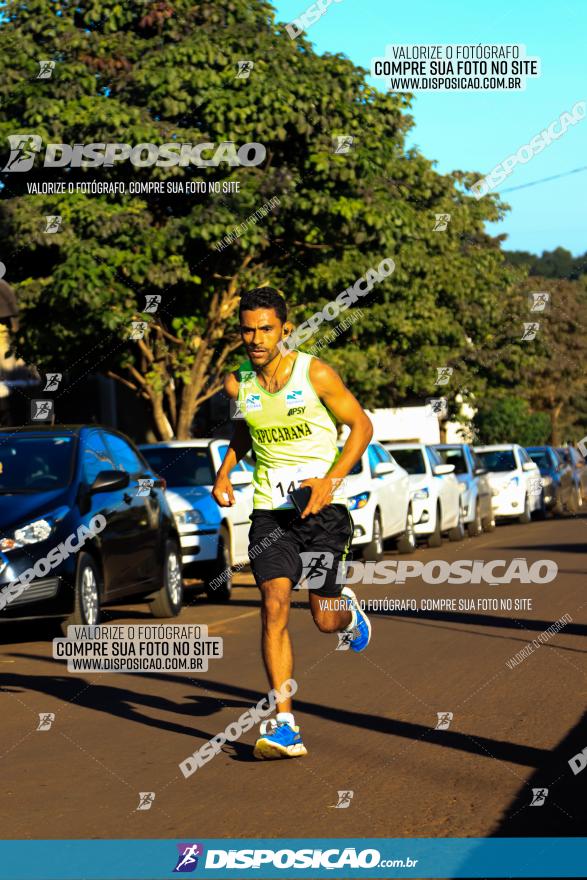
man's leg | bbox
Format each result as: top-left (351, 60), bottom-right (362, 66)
top-left (259, 576), bottom-right (294, 714)
top-left (308, 592), bottom-right (351, 632)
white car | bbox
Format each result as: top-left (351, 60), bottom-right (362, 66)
top-left (384, 443), bottom-right (463, 546)
top-left (139, 439), bottom-right (254, 599)
top-left (341, 442), bottom-right (415, 558)
top-left (474, 444), bottom-right (541, 522)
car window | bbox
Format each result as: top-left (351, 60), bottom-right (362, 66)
top-left (436, 447), bottom-right (468, 474)
top-left (373, 444), bottom-right (392, 463)
top-left (367, 445), bottom-right (381, 475)
top-left (476, 449), bottom-right (516, 472)
top-left (217, 442), bottom-right (250, 475)
top-left (426, 446), bottom-right (441, 469)
top-left (103, 433), bottom-right (144, 476)
top-left (0, 434), bottom-right (76, 491)
top-left (518, 448), bottom-right (531, 465)
top-left (338, 446), bottom-right (364, 476)
top-left (389, 448), bottom-right (426, 475)
top-left (141, 446), bottom-right (214, 487)
top-left (82, 432), bottom-right (116, 485)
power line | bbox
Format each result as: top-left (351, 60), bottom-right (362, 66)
top-left (500, 166), bottom-right (587, 193)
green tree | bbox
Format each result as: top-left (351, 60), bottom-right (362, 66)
top-left (1, 0), bottom-right (515, 437)
top-left (474, 397), bottom-right (550, 445)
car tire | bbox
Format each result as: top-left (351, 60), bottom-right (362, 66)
top-left (205, 526), bottom-right (233, 602)
top-left (467, 501), bottom-right (483, 538)
top-left (427, 503), bottom-right (443, 548)
top-left (362, 511), bottom-right (384, 561)
top-left (568, 485), bottom-right (582, 514)
top-left (60, 551), bottom-right (102, 634)
top-left (150, 539), bottom-right (183, 617)
top-left (482, 510), bottom-right (496, 531)
top-left (448, 506), bottom-right (466, 541)
top-left (519, 494), bottom-right (532, 524)
top-left (396, 506), bottom-right (416, 554)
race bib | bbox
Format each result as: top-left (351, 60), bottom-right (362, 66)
top-left (268, 464), bottom-right (327, 509)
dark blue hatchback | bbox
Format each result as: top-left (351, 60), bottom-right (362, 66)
top-left (0, 426), bottom-right (182, 631)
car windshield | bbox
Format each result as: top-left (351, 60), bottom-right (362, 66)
top-left (527, 450), bottom-right (551, 471)
top-left (0, 435), bottom-right (75, 492)
top-left (476, 450), bottom-right (516, 472)
top-left (437, 448), bottom-right (467, 474)
top-left (389, 449), bottom-right (426, 475)
top-left (141, 447), bottom-right (214, 487)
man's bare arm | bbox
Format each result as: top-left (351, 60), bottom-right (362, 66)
top-left (212, 372), bottom-right (253, 507)
top-left (298, 359), bottom-right (373, 516)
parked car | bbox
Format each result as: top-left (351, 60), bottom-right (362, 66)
top-left (556, 446), bottom-right (587, 507)
top-left (474, 444), bottom-right (541, 522)
top-left (526, 445), bottom-right (576, 514)
top-left (0, 426), bottom-right (182, 631)
top-left (139, 439), bottom-right (254, 600)
top-left (434, 443), bottom-right (495, 536)
top-left (384, 443), bottom-right (463, 547)
top-left (339, 442), bottom-right (415, 558)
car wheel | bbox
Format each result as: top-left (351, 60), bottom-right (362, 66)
top-left (427, 503), bottom-right (443, 548)
top-left (519, 494), bottom-right (532, 524)
top-left (448, 506), bottom-right (466, 541)
top-left (533, 490), bottom-right (547, 520)
top-left (467, 501), bottom-right (483, 537)
top-left (60, 551), bottom-right (101, 634)
top-left (396, 506), bottom-right (416, 554)
top-left (362, 511), bottom-right (384, 561)
top-left (150, 539), bottom-right (183, 618)
top-left (205, 526), bottom-right (233, 602)
top-left (482, 510), bottom-right (496, 531)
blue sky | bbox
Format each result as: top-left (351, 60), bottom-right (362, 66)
top-left (273, 0), bottom-right (587, 255)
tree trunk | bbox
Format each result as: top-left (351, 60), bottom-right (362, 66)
top-left (550, 401), bottom-right (563, 446)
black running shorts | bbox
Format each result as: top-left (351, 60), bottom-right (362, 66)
top-left (248, 503), bottom-right (354, 597)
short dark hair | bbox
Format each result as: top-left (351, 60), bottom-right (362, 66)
top-left (239, 287), bottom-right (287, 324)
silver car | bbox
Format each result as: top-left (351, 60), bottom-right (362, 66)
top-left (434, 443), bottom-right (495, 536)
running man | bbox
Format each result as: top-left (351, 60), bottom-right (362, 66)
top-left (212, 287), bottom-right (373, 759)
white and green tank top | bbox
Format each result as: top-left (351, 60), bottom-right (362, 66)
top-left (237, 351), bottom-right (347, 510)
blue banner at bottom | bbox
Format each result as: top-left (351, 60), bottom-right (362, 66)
top-left (0, 838), bottom-right (586, 879)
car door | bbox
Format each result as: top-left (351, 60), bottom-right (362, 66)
top-left (372, 443), bottom-right (406, 535)
top-left (427, 446), bottom-right (458, 528)
top-left (470, 448), bottom-right (493, 518)
top-left (102, 431), bottom-right (160, 594)
top-left (518, 446), bottom-right (540, 507)
top-left (214, 442), bottom-right (253, 562)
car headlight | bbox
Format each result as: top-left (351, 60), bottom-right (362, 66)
top-left (0, 518), bottom-right (54, 552)
top-left (349, 492), bottom-right (370, 510)
top-left (174, 509), bottom-right (204, 527)
top-left (413, 488), bottom-right (430, 499)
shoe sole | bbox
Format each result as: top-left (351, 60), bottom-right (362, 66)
top-left (253, 739), bottom-right (308, 760)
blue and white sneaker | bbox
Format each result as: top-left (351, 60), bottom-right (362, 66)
top-left (253, 719), bottom-right (308, 760)
top-left (341, 586), bottom-right (371, 652)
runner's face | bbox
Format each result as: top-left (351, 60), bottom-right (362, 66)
top-left (240, 308), bottom-right (291, 366)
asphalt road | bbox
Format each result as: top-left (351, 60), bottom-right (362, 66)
top-left (2, 512), bottom-right (587, 843)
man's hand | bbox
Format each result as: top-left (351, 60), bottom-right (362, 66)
top-left (298, 476), bottom-right (342, 518)
top-left (212, 472), bottom-right (236, 507)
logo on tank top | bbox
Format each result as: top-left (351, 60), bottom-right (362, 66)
top-left (245, 393), bottom-right (262, 412)
top-left (285, 389), bottom-right (305, 406)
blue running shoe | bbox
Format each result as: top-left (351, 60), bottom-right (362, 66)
top-left (253, 719), bottom-right (308, 760)
top-left (341, 586), bottom-right (371, 652)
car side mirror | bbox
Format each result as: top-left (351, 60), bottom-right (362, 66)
top-left (373, 462), bottom-right (395, 476)
top-left (522, 462), bottom-right (536, 472)
top-left (433, 463), bottom-right (455, 475)
top-left (91, 469), bottom-right (130, 493)
top-left (474, 467), bottom-right (487, 475)
top-left (231, 470), bottom-right (253, 486)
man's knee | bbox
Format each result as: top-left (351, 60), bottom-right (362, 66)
top-left (260, 581), bottom-right (290, 628)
